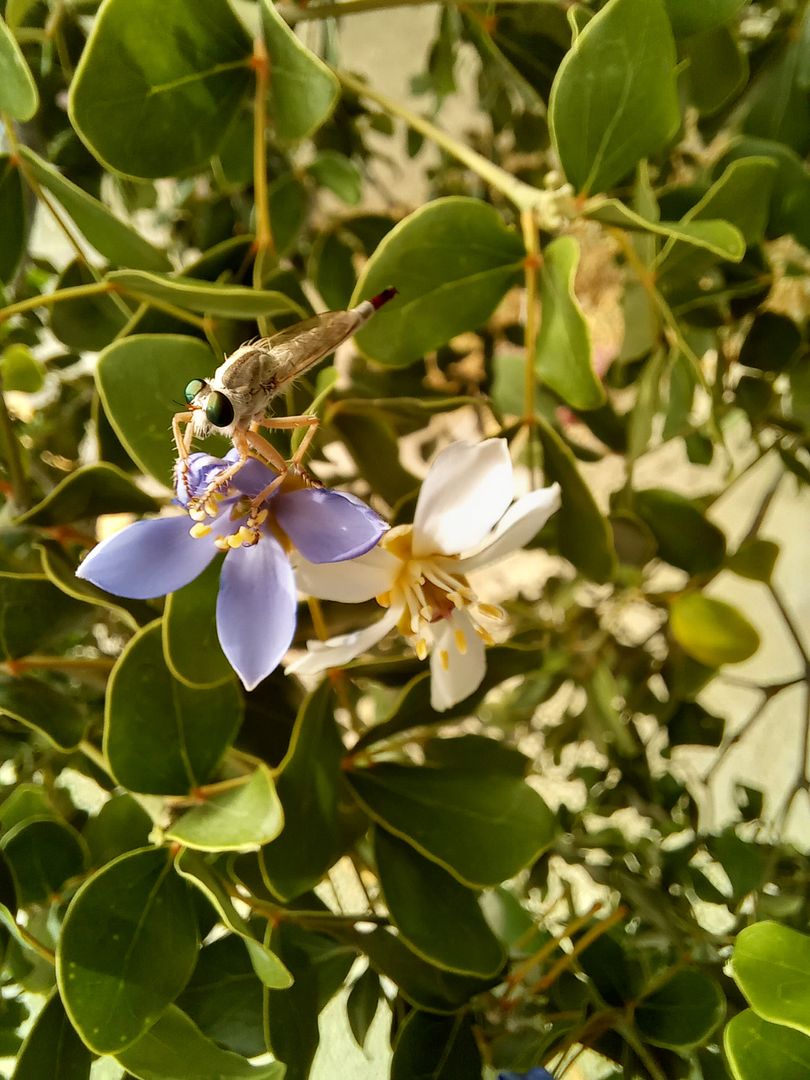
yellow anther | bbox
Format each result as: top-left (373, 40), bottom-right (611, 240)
top-left (188, 506), bottom-right (207, 522)
top-left (454, 628), bottom-right (468, 655)
top-left (376, 591), bottom-right (392, 608)
top-left (189, 523), bottom-right (212, 539)
top-left (253, 508), bottom-right (268, 525)
top-left (204, 498), bottom-right (220, 518)
top-left (439, 649), bottom-right (450, 671)
top-left (415, 638), bottom-right (428, 661)
top-left (214, 536), bottom-right (230, 552)
top-left (478, 602), bottom-right (505, 621)
top-left (226, 532), bottom-right (244, 549)
top-left (475, 625), bottom-right (495, 645)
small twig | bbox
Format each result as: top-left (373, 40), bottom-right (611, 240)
top-left (0, 373), bottom-right (29, 510)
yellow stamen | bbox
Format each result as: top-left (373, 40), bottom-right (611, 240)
top-left (475, 625), bottom-right (495, 645)
top-left (189, 522), bottom-right (212, 539)
top-left (226, 533), bottom-right (244, 549)
top-left (214, 536), bottom-right (230, 552)
top-left (376, 591), bottom-right (392, 608)
top-left (454, 629), bottom-right (468, 655)
top-left (478, 602), bottom-right (506, 621)
top-left (188, 506), bottom-right (207, 522)
top-left (439, 649), bottom-right (450, 671)
top-left (204, 497), bottom-right (220, 518)
top-left (253, 508), bottom-right (268, 525)
top-left (415, 638), bottom-right (428, 661)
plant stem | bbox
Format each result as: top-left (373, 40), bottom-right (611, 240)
top-left (0, 280), bottom-right (114, 323)
top-left (0, 373), bottom-right (29, 510)
top-left (336, 70), bottom-right (543, 212)
top-left (252, 35), bottom-right (275, 337)
top-left (280, 0), bottom-right (541, 21)
top-left (2, 655), bottom-right (115, 674)
top-left (521, 209), bottom-right (540, 485)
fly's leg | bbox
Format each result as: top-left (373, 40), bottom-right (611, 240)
top-left (243, 416), bottom-right (320, 527)
top-left (172, 411), bottom-right (195, 498)
top-left (187, 431), bottom-right (252, 521)
top-left (256, 414), bottom-right (321, 482)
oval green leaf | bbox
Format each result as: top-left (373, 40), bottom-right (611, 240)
top-left (549, 0), bottom-right (680, 195)
top-left (0, 674), bottom-right (86, 750)
top-left (96, 335), bottom-right (228, 484)
top-left (259, 0), bottom-right (339, 142)
top-left (663, 0), bottom-right (749, 37)
top-left (585, 197), bottom-right (744, 259)
top-left (107, 270), bottom-right (304, 319)
top-left (166, 765), bottom-right (283, 852)
top-left (535, 235), bottom-right (604, 410)
top-left (634, 488), bottom-right (726, 574)
top-left (57, 847), bottom-right (198, 1055)
top-left (12, 990), bottom-right (92, 1080)
top-left (105, 622), bottom-right (243, 795)
top-left (17, 463), bottom-right (158, 526)
top-left (374, 826), bottom-right (505, 977)
top-left (0, 13), bottom-right (38, 119)
top-left (49, 260), bottom-right (130, 351)
top-left (0, 155), bottom-right (25, 284)
top-left (260, 680), bottom-right (345, 901)
top-left (725, 1009), bottom-right (810, 1080)
top-left (635, 969), bottom-right (725, 1049)
top-left (19, 148), bottom-right (170, 271)
top-left (352, 197), bottom-right (524, 367)
top-left (2, 818), bottom-right (88, 904)
top-left (164, 558), bottom-right (231, 688)
top-left (68, 0), bottom-right (252, 178)
top-left (0, 572), bottom-right (86, 659)
top-left (347, 763), bottom-right (556, 888)
top-left (391, 1011), bottom-right (481, 1080)
top-left (733, 922), bottom-right (810, 1036)
top-left (670, 592), bottom-right (760, 666)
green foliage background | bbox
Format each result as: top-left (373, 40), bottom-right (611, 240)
top-left (0, 0), bottom-right (808, 1076)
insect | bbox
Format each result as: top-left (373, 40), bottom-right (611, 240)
top-left (173, 287), bottom-right (397, 528)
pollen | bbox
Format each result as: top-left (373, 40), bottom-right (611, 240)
top-left (226, 532), bottom-right (244, 549)
top-left (214, 536), bottom-right (230, 551)
top-left (454, 628), bottom-right (468, 654)
top-left (188, 506), bottom-right (207, 522)
top-left (253, 508), bottom-right (269, 526)
top-left (439, 649), bottom-right (450, 671)
top-left (478, 602), bottom-right (506, 621)
top-left (189, 522), bottom-right (212, 539)
top-left (376, 591), bottom-right (391, 608)
top-left (415, 637), bottom-right (428, 661)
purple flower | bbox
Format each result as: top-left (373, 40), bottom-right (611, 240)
top-left (76, 451), bottom-right (387, 690)
top-left (498, 1070), bottom-right (554, 1080)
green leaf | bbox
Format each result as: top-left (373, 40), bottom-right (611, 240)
top-left (725, 1010), bottom-right (810, 1080)
top-left (663, 0), bottom-right (748, 37)
top-left (107, 270), bottom-right (303, 319)
top-left (733, 922), bottom-right (810, 1036)
top-left (726, 538), bottom-right (779, 583)
top-left (0, 344), bottom-right (43, 393)
top-left (391, 1011), bottom-right (481, 1080)
top-left (549, 0), bottom-right (680, 195)
top-left (177, 935), bottom-right (266, 1058)
top-left (260, 681), bottom-right (345, 900)
top-left (585, 197), bottom-right (744, 260)
top-left (0, 156), bottom-right (25, 284)
top-left (116, 1005), bottom-right (285, 1079)
top-left (717, 137), bottom-right (810, 249)
top-left (163, 558), bottom-right (232, 688)
top-left (739, 311), bottom-right (802, 373)
top-left (534, 236), bottom-right (604, 410)
top-left (57, 847), bottom-right (198, 1054)
top-left (0, 572), bottom-right (86, 659)
top-left (0, 783), bottom-right (52, 831)
top-left (259, 0), bottom-right (338, 141)
top-left (69, 0), bottom-right (252, 178)
top-left (310, 230), bottom-right (356, 310)
top-left (83, 794), bottom-right (153, 866)
top-left (0, 13), bottom-right (37, 119)
top-left (374, 827), bottom-right (505, 977)
top-left (635, 969), bottom-right (725, 1049)
top-left (671, 592), bottom-right (759, 666)
top-left (269, 173), bottom-right (309, 258)
top-left (0, 674), bottom-right (86, 750)
top-left (105, 622), bottom-right (243, 795)
top-left (2, 818), bottom-right (87, 904)
top-left (165, 765), bottom-right (283, 851)
top-left (536, 416), bottom-right (617, 582)
top-left (174, 849), bottom-right (292, 988)
top-left (12, 990), bottom-right (92, 1080)
top-left (17, 464), bottom-right (158, 526)
top-left (308, 151), bottom-right (362, 205)
top-left (347, 968), bottom-right (380, 1049)
top-left (49, 259), bottom-right (129, 351)
top-left (742, 35), bottom-right (810, 156)
top-left (657, 158), bottom-right (777, 284)
top-left (96, 335), bottom-right (228, 484)
top-left (685, 25), bottom-right (748, 117)
top-left (352, 197), bottom-right (524, 367)
top-left (19, 147), bottom-right (170, 271)
top-left (38, 540), bottom-right (147, 632)
top-left (348, 764), bottom-right (556, 888)
top-left (634, 488), bottom-right (725, 574)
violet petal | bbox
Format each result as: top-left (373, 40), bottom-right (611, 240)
top-left (275, 488), bottom-right (387, 563)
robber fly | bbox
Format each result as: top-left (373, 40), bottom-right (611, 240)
top-left (173, 287), bottom-right (397, 523)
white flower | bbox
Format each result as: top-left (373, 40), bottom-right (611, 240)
top-left (286, 439), bottom-right (561, 711)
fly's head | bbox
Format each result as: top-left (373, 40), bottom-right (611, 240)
top-left (183, 377), bottom-right (238, 438)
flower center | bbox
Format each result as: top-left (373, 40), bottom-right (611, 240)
top-left (187, 493), bottom-right (290, 552)
top-left (376, 526), bottom-right (504, 663)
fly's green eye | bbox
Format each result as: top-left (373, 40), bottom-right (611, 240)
top-left (205, 391), bottom-right (234, 428)
top-left (184, 378), bottom-right (205, 404)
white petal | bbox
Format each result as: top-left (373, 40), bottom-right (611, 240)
top-left (453, 483), bottom-right (561, 573)
top-left (412, 440), bottom-right (514, 558)
top-left (294, 546), bottom-right (399, 603)
top-left (285, 603), bottom-right (402, 676)
top-left (429, 608), bottom-right (487, 712)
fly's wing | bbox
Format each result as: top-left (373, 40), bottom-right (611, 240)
top-left (257, 309), bottom-right (362, 392)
